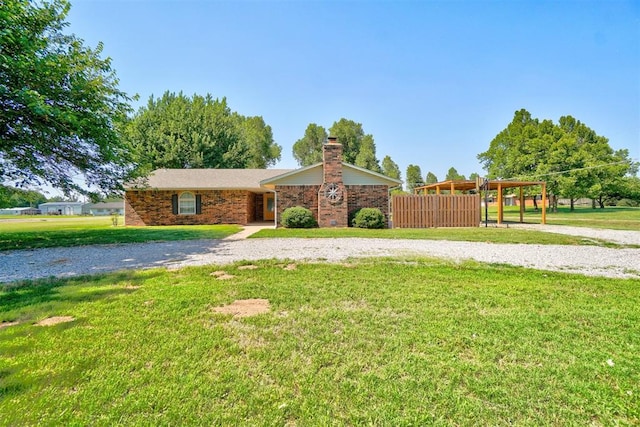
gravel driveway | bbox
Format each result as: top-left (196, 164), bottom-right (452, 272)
top-left (2, 225), bottom-right (640, 283)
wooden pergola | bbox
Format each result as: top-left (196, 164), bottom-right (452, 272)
top-left (413, 179), bottom-right (547, 224)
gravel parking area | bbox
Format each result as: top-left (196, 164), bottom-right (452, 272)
top-left (2, 227), bottom-right (640, 283)
top-left (508, 223), bottom-right (640, 245)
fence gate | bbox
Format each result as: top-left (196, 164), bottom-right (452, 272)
top-left (392, 194), bottom-right (480, 228)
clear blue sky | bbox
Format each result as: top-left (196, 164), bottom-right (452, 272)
top-left (68, 0), bottom-right (639, 184)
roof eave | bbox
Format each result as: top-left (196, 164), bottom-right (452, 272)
top-left (126, 186), bottom-right (270, 192)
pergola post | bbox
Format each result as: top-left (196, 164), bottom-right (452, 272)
top-left (541, 183), bottom-right (547, 224)
top-left (450, 182), bottom-right (455, 194)
top-left (519, 186), bottom-right (524, 223)
top-left (497, 182), bottom-right (503, 224)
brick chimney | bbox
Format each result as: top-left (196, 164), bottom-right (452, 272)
top-left (323, 136), bottom-right (343, 183)
top-left (318, 137), bottom-right (348, 227)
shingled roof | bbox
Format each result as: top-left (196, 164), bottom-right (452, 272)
top-left (125, 168), bottom-right (294, 191)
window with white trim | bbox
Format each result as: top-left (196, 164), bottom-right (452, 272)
top-left (179, 192), bottom-right (196, 215)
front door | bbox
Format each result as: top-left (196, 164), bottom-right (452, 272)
top-left (263, 193), bottom-right (275, 221)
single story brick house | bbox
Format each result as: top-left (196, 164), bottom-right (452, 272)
top-left (124, 138), bottom-right (402, 227)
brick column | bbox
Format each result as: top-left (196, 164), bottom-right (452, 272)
top-left (318, 138), bottom-right (348, 227)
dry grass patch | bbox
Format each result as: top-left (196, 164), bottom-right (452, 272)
top-left (0, 321), bottom-right (20, 329)
top-left (213, 299), bottom-right (270, 318)
top-left (238, 265), bottom-right (259, 270)
top-left (36, 316), bottom-right (75, 326)
top-left (210, 270), bottom-right (235, 280)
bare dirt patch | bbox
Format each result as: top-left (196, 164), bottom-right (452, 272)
top-left (0, 321), bottom-right (20, 329)
top-left (36, 316), bottom-right (75, 326)
top-left (213, 299), bottom-right (270, 318)
top-left (283, 263), bottom-right (297, 271)
top-left (238, 265), bottom-right (259, 270)
top-left (210, 270), bottom-right (235, 280)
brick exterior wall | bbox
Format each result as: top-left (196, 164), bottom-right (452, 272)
top-left (346, 185), bottom-right (391, 226)
top-left (273, 184), bottom-right (391, 227)
top-left (125, 189), bottom-right (257, 226)
top-left (254, 193), bottom-right (264, 221)
top-left (275, 185), bottom-right (320, 226)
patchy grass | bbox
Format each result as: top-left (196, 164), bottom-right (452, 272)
top-left (0, 216), bottom-right (240, 250)
top-left (498, 206), bottom-right (640, 230)
top-left (1, 260), bottom-right (638, 425)
top-left (252, 226), bottom-right (618, 246)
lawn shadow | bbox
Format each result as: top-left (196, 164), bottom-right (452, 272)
top-left (0, 368), bottom-right (27, 400)
top-left (0, 270), bottom-right (161, 319)
top-left (0, 355), bottom-right (95, 401)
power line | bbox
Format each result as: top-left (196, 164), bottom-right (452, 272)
top-left (508, 160), bottom-right (635, 181)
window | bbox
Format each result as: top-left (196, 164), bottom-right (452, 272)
top-left (179, 192), bottom-right (196, 215)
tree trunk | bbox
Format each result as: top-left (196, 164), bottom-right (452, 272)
top-left (570, 198), bottom-right (575, 211)
top-left (592, 199), bottom-right (596, 209)
top-left (533, 195), bottom-right (538, 211)
top-left (598, 195), bottom-right (605, 209)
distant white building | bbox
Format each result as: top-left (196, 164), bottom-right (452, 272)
top-left (38, 202), bottom-right (88, 215)
top-left (85, 201), bottom-right (124, 216)
top-left (0, 207), bottom-right (41, 215)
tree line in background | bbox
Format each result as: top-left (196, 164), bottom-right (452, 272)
top-left (1, 0), bottom-right (638, 209)
top-left (478, 109), bottom-right (639, 209)
top-left (122, 91), bottom-right (282, 174)
top-left (403, 165), bottom-right (476, 194)
top-left (292, 120), bottom-right (404, 184)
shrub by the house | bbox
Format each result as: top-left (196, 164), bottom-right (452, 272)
top-left (280, 206), bottom-right (317, 228)
top-left (351, 207), bottom-right (385, 229)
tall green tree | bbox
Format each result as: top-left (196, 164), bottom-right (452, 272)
top-left (292, 119), bottom-right (382, 172)
top-left (236, 115), bottom-right (281, 168)
top-left (381, 156), bottom-right (401, 180)
top-left (478, 109), bottom-right (635, 210)
top-left (541, 116), bottom-right (633, 210)
top-left (445, 167), bottom-right (466, 181)
top-left (0, 185), bottom-right (46, 208)
top-left (425, 172), bottom-right (438, 184)
top-left (478, 109), bottom-right (547, 180)
top-left (406, 164), bottom-right (424, 193)
top-left (292, 124), bottom-right (327, 166)
top-left (328, 118), bottom-right (366, 164)
top-left (124, 92), bottom-right (281, 172)
top-left (354, 135), bottom-right (381, 172)
top-left (0, 0), bottom-right (133, 196)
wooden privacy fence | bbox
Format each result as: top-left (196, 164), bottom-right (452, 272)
top-left (392, 194), bottom-right (480, 228)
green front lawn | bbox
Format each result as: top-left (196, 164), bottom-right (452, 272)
top-left (0, 217), bottom-right (240, 251)
top-left (1, 259), bottom-right (638, 424)
top-left (498, 206), bottom-right (640, 230)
